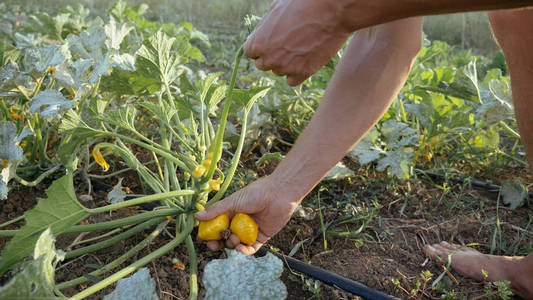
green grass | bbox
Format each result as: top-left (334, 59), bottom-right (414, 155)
top-left (424, 12), bottom-right (499, 57)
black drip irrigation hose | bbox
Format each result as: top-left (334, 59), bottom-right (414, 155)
top-left (256, 247), bottom-right (398, 300)
top-left (415, 169), bottom-right (533, 198)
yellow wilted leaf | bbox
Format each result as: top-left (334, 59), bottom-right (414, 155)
top-left (92, 148), bottom-right (109, 172)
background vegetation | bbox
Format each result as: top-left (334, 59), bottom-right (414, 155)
top-left (16, 0), bottom-right (499, 55)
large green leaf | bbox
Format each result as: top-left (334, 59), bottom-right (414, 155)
top-left (134, 30), bottom-right (185, 89)
top-left (57, 110), bottom-right (101, 169)
top-left (0, 229), bottom-right (65, 299)
top-left (94, 106), bottom-right (138, 131)
top-left (0, 172), bottom-right (90, 274)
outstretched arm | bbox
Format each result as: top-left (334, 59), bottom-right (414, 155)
top-left (244, 0), bottom-right (533, 86)
top-left (196, 17), bottom-right (424, 255)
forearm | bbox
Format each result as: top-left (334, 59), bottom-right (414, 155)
top-left (270, 18), bottom-right (424, 204)
top-left (336, 0), bottom-right (533, 32)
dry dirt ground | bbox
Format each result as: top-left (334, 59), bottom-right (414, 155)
top-left (1, 166), bottom-right (531, 299)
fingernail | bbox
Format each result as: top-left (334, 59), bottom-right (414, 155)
top-left (195, 210), bottom-right (207, 218)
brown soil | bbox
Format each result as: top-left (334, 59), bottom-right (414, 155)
top-left (1, 164), bottom-right (531, 300)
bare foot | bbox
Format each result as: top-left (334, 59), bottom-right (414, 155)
top-left (423, 241), bottom-right (533, 299)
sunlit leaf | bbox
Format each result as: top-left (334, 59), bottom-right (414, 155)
top-left (376, 148), bottom-right (414, 179)
top-left (110, 52), bottom-right (136, 71)
top-left (324, 162), bottom-right (355, 180)
top-left (33, 44), bottom-right (70, 73)
top-left (30, 89), bottom-right (76, 119)
top-left (15, 32), bottom-right (42, 49)
top-left (57, 110), bottom-right (100, 169)
top-left (105, 18), bottom-right (133, 50)
top-left (349, 128), bottom-right (383, 165)
top-left (53, 58), bottom-right (92, 91)
top-left (135, 30), bottom-right (185, 87)
top-left (66, 26), bottom-right (106, 60)
top-left (0, 122), bottom-right (24, 162)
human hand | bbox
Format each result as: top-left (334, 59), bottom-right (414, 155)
top-left (243, 0), bottom-right (353, 86)
top-left (194, 176), bottom-right (300, 255)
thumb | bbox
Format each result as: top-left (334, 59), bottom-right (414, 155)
top-left (195, 198), bottom-right (233, 221)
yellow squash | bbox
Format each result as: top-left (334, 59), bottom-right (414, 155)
top-left (230, 213), bottom-right (258, 246)
top-left (197, 213), bottom-right (230, 241)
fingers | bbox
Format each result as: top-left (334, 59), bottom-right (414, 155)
top-left (224, 234), bottom-right (240, 249)
top-left (254, 57), bottom-right (269, 71)
top-left (234, 231), bottom-right (269, 255)
top-left (236, 241), bottom-right (264, 255)
top-left (243, 33), bottom-right (259, 60)
top-left (244, 32), bottom-right (304, 85)
top-left (286, 74), bottom-right (308, 86)
top-left (194, 198), bottom-right (232, 221)
top-left (206, 240), bottom-right (223, 252)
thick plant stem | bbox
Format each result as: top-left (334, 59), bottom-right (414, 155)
top-left (204, 47), bottom-right (243, 182)
top-left (0, 230), bottom-right (16, 237)
top-left (69, 216), bottom-right (194, 300)
top-left (0, 215), bottom-right (24, 229)
top-left (89, 190), bottom-right (194, 214)
top-left (57, 220), bottom-right (170, 291)
top-left (209, 107), bottom-right (250, 204)
top-left (103, 132), bottom-right (192, 172)
top-left (499, 120), bottom-right (521, 139)
top-left (65, 209), bottom-right (179, 233)
top-left (64, 217), bottom-right (165, 259)
top-left (14, 164), bottom-right (60, 186)
top-left (185, 235), bottom-right (198, 300)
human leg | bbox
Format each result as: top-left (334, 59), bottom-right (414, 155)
top-left (424, 8), bottom-right (533, 299)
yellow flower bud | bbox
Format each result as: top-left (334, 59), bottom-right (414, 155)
top-left (199, 197), bottom-right (207, 204)
top-left (92, 148), bottom-right (109, 172)
top-left (199, 145), bottom-right (206, 152)
top-left (202, 159), bottom-right (211, 170)
top-left (192, 164), bottom-right (206, 178)
top-left (195, 203), bottom-right (205, 211)
top-left (207, 152), bottom-right (214, 159)
top-left (208, 179), bottom-right (220, 191)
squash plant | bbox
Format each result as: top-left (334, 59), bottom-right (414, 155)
top-left (0, 2), bottom-right (269, 299)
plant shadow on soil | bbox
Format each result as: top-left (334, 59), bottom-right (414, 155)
top-left (0, 161), bottom-right (531, 299)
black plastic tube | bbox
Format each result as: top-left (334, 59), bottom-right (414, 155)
top-left (416, 169), bottom-right (533, 198)
top-left (256, 247), bottom-right (398, 300)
